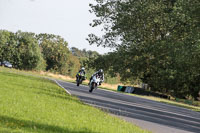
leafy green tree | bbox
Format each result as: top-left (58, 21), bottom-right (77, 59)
top-left (0, 30), bottom-right (16, 64)
top-left (15, 31), bottom-right (45, 70)
top-left (67, 54), bottom-right (81, 77)
top-left (88, 0), bottom-right (200, 99)
top-left (37, 33), bottom-right (72, 74)
top-left (71, 47), bottom-right (100, 69)
top-left (0, 30), bottom-right (45, 70)
top-left (71, 47), bottom-right (100, 58)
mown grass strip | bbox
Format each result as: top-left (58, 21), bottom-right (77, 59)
top-left (0, 68), bottom-right (150, 133)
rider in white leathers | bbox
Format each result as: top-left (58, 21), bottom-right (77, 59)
top-left (89, 69), bottom-right (104, 85)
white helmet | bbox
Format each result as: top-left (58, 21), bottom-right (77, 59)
top-left (98, 69), bottom-right (103, 74)
top-left (81, 67), bottom-right (85, 70)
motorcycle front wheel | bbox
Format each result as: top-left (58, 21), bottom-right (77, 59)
top-left (76, 78), bottom-right (80, 86)
top-left (89, 82), bottom-right (96, 92)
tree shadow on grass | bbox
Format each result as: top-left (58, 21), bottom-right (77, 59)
top-left (0, 115), bottom-right (95, 133)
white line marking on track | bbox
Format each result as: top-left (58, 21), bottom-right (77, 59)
top-left (54, 80), bottom-right (71, 95)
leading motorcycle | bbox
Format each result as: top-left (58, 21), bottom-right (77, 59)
top-left (89, 75), bottom-right (101, 92)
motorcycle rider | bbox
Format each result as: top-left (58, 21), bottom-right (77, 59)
top-left (76, 67), bottom-right (86, 80)
top-left (88, 69), bottom-right (104, 85)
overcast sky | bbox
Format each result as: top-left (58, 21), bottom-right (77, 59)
top-left (0, 0), bottom-right (113, 54)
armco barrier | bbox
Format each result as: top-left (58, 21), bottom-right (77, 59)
top-left (117, 85), bottom-right (134, 93)
top-left (117, 85), bottom-right (170, 99)
top-left (117, 85), bottom-right (126, 92)
top-left (125, 86), bottom-right (135, 93)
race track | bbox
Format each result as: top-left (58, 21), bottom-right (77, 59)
top-left (56, 80), bottom-right (200, 133)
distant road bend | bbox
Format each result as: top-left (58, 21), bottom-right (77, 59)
top-left (56, 80), bottom-right (200, 133)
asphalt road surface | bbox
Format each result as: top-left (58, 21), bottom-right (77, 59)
top-left (56, 80), bottom-right (200, 133)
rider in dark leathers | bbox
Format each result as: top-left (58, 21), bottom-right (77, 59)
top-left (76, 67), bottom-right (86, 80)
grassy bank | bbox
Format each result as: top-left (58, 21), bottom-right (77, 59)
top-left (0, 67), bottom-right (149, 133)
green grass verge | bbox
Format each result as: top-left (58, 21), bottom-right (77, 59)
top-left (0, 68), bottom-right (150, 133)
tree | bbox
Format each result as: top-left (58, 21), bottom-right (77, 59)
top-left (15, 31), bottom-right (45, 70)
top-left (88, 0), bottom-right (200, 99)
top-left (0, 30), bottom-right (16, 63)
top-left (71, 47), bottom-right (100, 58)
top-left (67, 54), bottom-right (81, 77)
top-left (0, 30), bottom-right (45, 70)
top-left (37, 33), bottom-right (72, 74)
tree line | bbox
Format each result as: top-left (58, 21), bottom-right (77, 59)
top-left (88, 0), bottom-right (200, 100)
top-left (0, 30), bottom-right (111, 82)
top-left (71, 46), bottom-right (120, 84)
top-left (0, 30), bottom-right (81, 76)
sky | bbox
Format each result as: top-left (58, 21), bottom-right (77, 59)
top-left (0, 0), bottom-right (113, 54)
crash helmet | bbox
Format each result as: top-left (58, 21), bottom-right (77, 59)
top-left (98, 69), bottom-right (103, 74)
top-left (81, 67), bottom-right (85, 71)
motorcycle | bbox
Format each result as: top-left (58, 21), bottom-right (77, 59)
top-left (76, 72), bottom-right (85, 86)
top-left (89, 75), bottom-right (101, 92)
